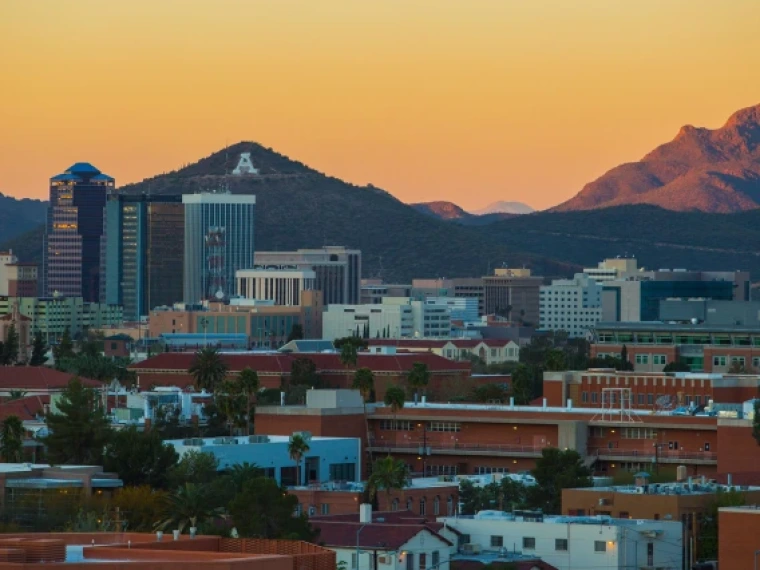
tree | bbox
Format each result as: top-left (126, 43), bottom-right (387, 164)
top-left (511, 364), bottom-right (533, 405)
top-left (215, 379), bottom-right (246, 436)
top-left (0, 415), bottom-right (25, 462)
top-left (7, 390), bottom-right (27, 401)
top-left (287, 433), bottom-right (310, 486)
top-left (697, 488), bottom-right (745, 561)
top-left (407, 362), bottom-right (430, 400)
top-left (663, 360), bottom-right (692, 373)
top-left (352, 367), bottom-right (375, 466)
top-left (619, 344), bottom-right (633, 371)
top-left (238, 367), bottom-right (260, 435)
top-left (228, 477), bottom-right (316, 540)
top-left (1, 324), bottom-right (19, 365)
top-left (29, 331), bottom-right (47, 366)
top-left (286, 324), bottom-right (304, 343)
top-left (52, 329), bottom-right (75, 368)
top-left (384, 385), bottom-right (405, 430)
top-left (290, 357), bottom-right (320, 387)
top-left (103, 426), bottom-right (179, 489)
top-left (112, 486), bottom-right (167, 532)
top-left (188, 348), bottom-right (228, 393)
top-left (339, 342), bottom-right (358, 368)
top-left (544, 349), bottom-right (567, 372)
top-left (367, 455), bottom-right (408, 500)
top-left (528, 448), bottom-right (592, 513)
top-left (753, 400), bottom-right (760, 446)
top-left (167, 450), bottom-right (220, 489)
top-left (156, 483), bottom-right (222, 533)
top-left (58, 354), bottom-right (118, 382)
top-left (41, 378), bottom-right (112, 465)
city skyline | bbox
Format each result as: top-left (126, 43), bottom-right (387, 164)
top-left (2, 1), bottom-right (759, 210)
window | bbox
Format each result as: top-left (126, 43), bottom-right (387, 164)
top-left (329, 463), bottom-right (356, 481)
top-left (555, 539), bottom-right (568, 551)
top-left (522, 537), bottom-right (535, 550)
top-left (321, 503), bottom-right (329, 515)
top-left (406, 553), bottom-right (413, 570)
top-left (731, 356), bottom-right (746, 366)
top-left (713, 356), bottom-right (726, 367)
top-left (419, 498), bottom-right (426, 516)
top-left (647, 393), bottom-right (654, 405)
top-left (594, 541), bottom-right (607, 553)
top-left (491, 536), bottom-right (504, 548)
top-left (419, 553), bottom-right (427, 570)
top-left (653, 354), bottom-right (667, 365)
top-left (434, 496), bottom-right (440, 516)
top-left (391, 498), bottom-right (399, 511)
top-left (591, 392), bottom-right (598, 404)
top-left (635, 354), bottom-right (649, 364)
top-left (428, 422), bottom-right (461, 432)
top-left (619, 511), bottom-right (630, 519)
top-left (431, 551), bottom-right (439, 569)
top-left (638, 393), bottom-right (645, 405)
top-left (582, 391), bottom-right (588, 403)
top-left (380, 420), bottom-right (414, 431)
top-left (352, 553), bottom-right (358, 569)
top-left (647, 542), bottom-right (654, 566)
top-left (754, 357), bottom-right (760, 369)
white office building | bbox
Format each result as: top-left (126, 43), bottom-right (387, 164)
top-left (236, 267), bottom-right (316, 306)
top-left (322, 302), bottom-right (414, 340)
top-left (425, 297), bottom-right (479, 323)
top-left (440, 511), bottom-right (682, 570)
top-left (539, 274), bottom-right (604, 338)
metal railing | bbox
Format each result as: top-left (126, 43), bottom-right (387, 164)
top-left (368, 441), bottom-right (544, 455)
top-left (588, 447), bottom-right (717, 462)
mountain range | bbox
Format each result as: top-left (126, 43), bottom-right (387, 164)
top-left (554, 103), bottom-right (760, 213)
top-left (0, 193), bottom-right (47, 245)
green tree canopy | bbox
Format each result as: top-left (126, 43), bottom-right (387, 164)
top-left (29, 331), bottom-right (48, 366)
top-left (188, 347), bottom-right (229, 393)
top-left (290, 357), bottom-right (320, 387)
top-left (0, 415), bottom-right (25, 462)
top-left (41, 378), bottom-right (113, 465)
top-left (155, 482), bottom-right (222, 533)
top-left (339, 342), bottom-right (359, 368)
top-left (527, 448), bottom-right (592, 513)
top-left (167, 450), bottom-right (220, 490)
top-left (52, 329), bottom-right (75, 367)
top-left (0, 324), bottom-right (19, 365)
top-left (238, 367), bottom-right (260, 435)
top-left (103, 426), bottom-right (179, 489)
top-left (367, 455), bottom-right (409, 500)
top-left (286, 324), bottom-right (304, 342)
top-left (407, 362), bottom-right (430, 399)
top-left (384, 385), bottom-right (405, 429)
top-left (287, 434), bottom-right (310, 486)
top-left (510, 364), bottom-right (533, 405)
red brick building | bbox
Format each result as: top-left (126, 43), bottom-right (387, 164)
top-left (718, 506), bottom-right (760, 570)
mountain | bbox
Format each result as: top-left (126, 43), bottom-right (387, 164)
top-left (411, 201), bottom-right (471, 220)
top-left (470, 201), bottom-right (535, 215)
top-left (554, 103), bottom-right (760, 213)
top-left (109, 142), bottom-right (575, 281)
top-left (0, 193), bottom-right (47, 245)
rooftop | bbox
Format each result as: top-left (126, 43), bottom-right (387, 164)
top-left (165, 434), bottom-right (352, 448)
top-left (570, 480), bottom-right (760, 496)
top-left (445, 511), bottom-right (678, 528)
top-left (595, 321), bottom-right (760, 333)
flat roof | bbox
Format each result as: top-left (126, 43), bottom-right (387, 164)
top-left (442, 512), bottom-right (678, 527)
top-left (595, 321), bottom-right (760, 333)
top-left (569, 482), bottom-right (760, 496)
top-left (165, 434), bottom-right (355, 447)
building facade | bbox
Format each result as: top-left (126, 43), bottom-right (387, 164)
top-left (43, 162), bottom-right (115, 301)
top-left (412, 278), bottom-right (486, 316)
top-left (539, 274), bottom-right (603, 338)
top-left (483, 269), bottom-right (542, 325)
top-left (102, 194), bottom-right (184, 321)
top-left (0, 251), bottom-right (37, 297)
top-left (183, 193), bottom-right (256, 303)
top-left (323, 303), bottom-right (414, 340)
top-left (236, 267), bottom-right (317, 306)
top-left (425, 297), bottom-right (479, 323)
top-left (255, 247), bottom-right (361, 305)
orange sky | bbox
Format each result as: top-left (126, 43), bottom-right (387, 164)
top-left (1, 1), bottom-right (759, 211)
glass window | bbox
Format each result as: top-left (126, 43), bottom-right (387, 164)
top-left (431, 551), bottom-right (439, 569)
top-left (594, 541), bottom-right (607, 553)
top-left (522, 537), bottom-right (535, 550)
top-left (419, 553), bottom-right (427, 570)
top-left (555, 539), bottom-right (568, 551)
top-left (491, 536), bottom-right (503, 547)
top-left (713, 356), bottom-right (726, 367)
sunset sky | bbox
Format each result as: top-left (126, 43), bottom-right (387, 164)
top-left (2, 1), bottom-right (759, 211)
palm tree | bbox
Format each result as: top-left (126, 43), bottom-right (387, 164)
top-left (352, 367), bottom-right (375, 467)
top-left (407, 362), bottom-right (430, 400)
top-left (367, 455), bottom-right (409, 504)
top-left (155, 483), bottom-right (222, 534)
top-left (224, 462), bottom-right (263, 493)
top-left (188, 348), bottom-right (229, 393)
top-left (0, 415), bottom-right (25, 462)
top-left (339, 342), bottom-right (358, 369)
top-left (7, 390), bottom-right (27, 401)
top-left (384, 385), bottom-right (405, 431)
top-left (287, 433), bottom-right (310, 486)
top-left (215, 379), bottom-right (244, 436)
top-left (238, 367), bottom-right (260, 435)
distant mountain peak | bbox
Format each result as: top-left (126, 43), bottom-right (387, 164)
top-left (410, 201), bottom-right (471, 220)
top-left (470, 201), bottom-right (534, 215)
top-left (554, 103), bottom-right (760, 213)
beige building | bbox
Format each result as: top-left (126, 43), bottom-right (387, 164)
top-left (483, 268), bottom-right (543, 325)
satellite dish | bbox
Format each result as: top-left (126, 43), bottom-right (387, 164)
top-left (215, 289), bottom-right (224, 300)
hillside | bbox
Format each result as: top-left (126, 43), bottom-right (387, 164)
top-left (471, 201), bottom-right (534, 215)
top-left (0, 193), bottom-right (47, 245)
top-left (410, 201), bottom-right (471, 220)
top-left (554, 103), bottom-right (760, 213)
top-left (114, 142), bottom-right (574, 281)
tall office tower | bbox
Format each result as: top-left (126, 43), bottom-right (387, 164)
top-left (483, 268), bottom-right (543, 325)
top-left (102, 194), bottom-right (185, 321)
top-left (43, 163), bottom-right (115, 301)
top-left (183, 193), bottom-right (256, 303)
top-left (254, 246), bottom-right (361, 305)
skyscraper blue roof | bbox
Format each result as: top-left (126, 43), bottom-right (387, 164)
top-left (91, 173), bottom-right (115, 182)
top-left (50, 173), bottom-right (82, 182)
top-left (66, 162), bottom-right (102, 175)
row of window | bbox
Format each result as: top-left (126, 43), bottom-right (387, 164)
top-left (428, 422), bottom-right (461, 432)
top-left (490, 535), bottom-right (611, 553)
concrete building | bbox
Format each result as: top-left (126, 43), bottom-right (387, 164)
top-left (43, 162), bottom-right (115, 302)
top-left (236, 267), bottom-right (316, 306)
top-left (323, 302), bottom-right (413, 340)
top-left (483, 269), bottom-right (542, 325)
top-left (149, 291), bottom-right (323, 347)
top-left (412, 278), bottom-right (485, 316)
top-left (562, 479), bottom-right (760, 570)
top-left (439, 510), bottom-right (682, 570)
top-left (591, 321), bottom-right (760, 372)
top-left (425, 297), bottom-right (479, 323)
top-left (0, 251), bottom-right (38, 297)
top-left (0, 296), bottom-right (123, 342)
top-left (183, 192), bottom-right (256, 303)
top-left (539, 274), bottom-right (603, 338)
top-left (360, 281), bottom-right (412, 305)
top-left (583, 257), bottom-right (639, 283)
top-left (164, 433), bottom-right (361, 487)
top-left (102, 194), bottom-right (184, 321)
top-left (255, 246), bottom-right (361, 305)
top-left (367, 338), bottom-right (519, 365)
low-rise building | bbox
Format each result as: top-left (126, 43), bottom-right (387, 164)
top-left (164, 433), bottom-right (361, 487)
top-left (718, 506), bottom-right (760, 570)
top-left (367, 339), bottom-right (519, 365)
top-left (439, 510), bottom-right (682, 570)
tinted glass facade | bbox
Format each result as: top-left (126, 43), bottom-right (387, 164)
top-left (44, 163), bottom-right (114, 301)
top-left (103, 195), bottom-right (184, 321)
top-left (183, 194), bottom-right (256, 303)
top-left (640, 281), bottom-right (734, 321)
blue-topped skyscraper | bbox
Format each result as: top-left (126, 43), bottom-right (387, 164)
top-left (43, 163), bottom-right (115, 301)
top-left (183, 192), bottom-right (256, 303)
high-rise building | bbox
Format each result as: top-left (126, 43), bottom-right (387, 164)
top-left (483, 268), bottom-right (543, 325)
top-left (102, 194), bottom-right (184, 321)
top-left (236, 267), bottom-right (316, 306)
top-left (254, 246), bottom-right (361, 305)
top-left (183, 193), bottom-right (256, 303)
top-left (43, 163), bottom-right (115, 301)
top-left (539, 273), bottom-right (603, 338)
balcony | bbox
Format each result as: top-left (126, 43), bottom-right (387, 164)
top-left (368, 440), bottom-right (545, 458)
top-left (588, 447), bottom-right (717, 465)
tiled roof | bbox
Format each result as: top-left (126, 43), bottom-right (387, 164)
top-left (0, 368), bottom-right (100, 391)
top-left (311, 521), bottom-right (451, 550)
top-left (0, 395), bottom-right (49, 421)
top-left (130, 351), bottom-right (470, 374)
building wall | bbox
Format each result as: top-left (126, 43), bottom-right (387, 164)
top-left (716, 419), bottom-right (760, 480)
top-left (718, 508), bottom-right (760, 570)
top-left (331, 532), bottom-right (450, 570)
top-left (539, 274), bottom-right (603, 338)
top-left (483, 276), bottom-right (542, 325)
top-left (322, 304), bottom-right (413, 340)
top-left (236, 269), bottom-right (316, 306)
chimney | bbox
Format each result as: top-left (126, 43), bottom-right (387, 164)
top-left (542, 398), bottom-right (547, 409)
top-left (421, 395), bottom-right (427, 405)
top-left (727, 473), bottom-right (733, 486)
top-left (359, 503), bottom-right (372, 523)
top-left (567, 399), bottom-right (573, 410)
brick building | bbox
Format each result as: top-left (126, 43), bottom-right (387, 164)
top-left (718, 506), bottom-right (760, 570)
